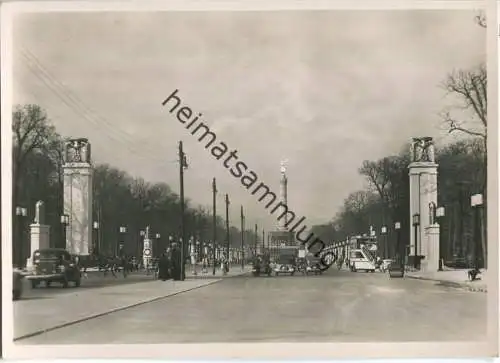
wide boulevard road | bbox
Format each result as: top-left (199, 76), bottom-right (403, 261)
top-left (18, 268), bottom-right (486, 344)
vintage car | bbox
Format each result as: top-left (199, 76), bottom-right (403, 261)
top-left (274, 255), bottom-right (296, 276)
top-left (252, 256), bottom-right (272, 277)
top-left (305, 256), bottom-right (323, 275)
top-left (388, 260), bottom-right (405, 278)
top-left (26, 248), bottom-right (82, 288)
top-left (13, 268), bottom-right (24, 300)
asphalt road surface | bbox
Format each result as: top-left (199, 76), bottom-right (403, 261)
top-left (20, 269), bottom-right (486, 344)
top-left (20, 272), bottom-right (157, 300)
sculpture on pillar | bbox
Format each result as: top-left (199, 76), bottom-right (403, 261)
top-left (429, 202), bottom-right (437, 225)
top-left (65, 138), bottom-right (91, 163)
top-left (411, 137), bottom-right (435, 163)
top-left (34, 201), bottom-right (45, 225)
top-left (280, 159), bottom-right (288, 175)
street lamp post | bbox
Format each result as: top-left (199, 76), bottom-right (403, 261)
top-left (16, 207), bottom-right (28, 267)
top-left (212, 178), bottom-right (217, 276)
top-left (93, 221), bottom-right (100, 256)
top-left (225, 193), bottom-right (230, 271)
top-left (394, 222), bottom-right (401, 265)
top-left (412, 214), bottom-right (420, 269)
top-left (139, 230), bottom-right (145, 258)
top-left (381, 225), bottom-right (388, 259)
top-left (471, 194), bottom-right (484, 271)
top-left (119, 226), bottom-right (127, 257)
top-left (156, 233), bottom-right (161, 257)
top-left (60, 214), bottom-right (69, 253)
top-left (436, 206), bottom-right (445, 270)
top-left (240, 205), bottom-right (245, 271)
top-left (179, 141), bottom-right (189, 281)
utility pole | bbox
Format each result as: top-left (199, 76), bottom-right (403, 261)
top-left (212, 178), bottom-right (217, 275)
top-left (262, 228), bottom-right (265, 253)
top-left (225, 193), bottom-right (230, 271)
top-left (254, 223), bottom-right (258, 256)
top-left (179, 141), bottom-right (188, 281)
top-left (240, 205), bottom-right (245, 270)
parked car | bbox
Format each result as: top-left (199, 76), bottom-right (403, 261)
top-left (388, 260), bottom-right (404, 278)
top-left (26, 248), bottom-right (81, 288)
top-left (13, 268), bottom-right (24, 300)
top-left (305, 255), bottom-right (323, 275)
top-left (252, 256), bottom-right (272, 277)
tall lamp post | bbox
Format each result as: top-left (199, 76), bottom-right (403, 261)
top-left (93, 221), bottom-right (100, 256)
top-left (16, 207), bottom-right (27, 267)
top-left (394, 221), bottom-right (401, 265)
top-left (225, 193), bottom-right (230, 271)
top-left (436, 207), bottom-right (445, 270)
top-left (471, 194), bottom-right (484, 271)
top-left (156, 233), bottom-right (161, 257)
top-left (212, 178), bottom-right (217, 276)
top-left (240, 205), bottom-right (245, 271)
top-left (254, 223), bottom-right (258, 256)
top-left (60, 214), bottom-right (69, 253)
top-left (179, 141), bottom-right (189, 281)
top-left (139, 230), bottom-right (145, 258)
top-left (119, 226), bottom-right (127, 257)
top-left (381, 225), bottom-right (388, 258)
top-left (412, 214), bottom-right (420, 269)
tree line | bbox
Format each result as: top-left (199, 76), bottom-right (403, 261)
top-left (12, 104), bottom-right (259, 264)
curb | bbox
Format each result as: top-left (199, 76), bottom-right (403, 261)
top-left (14, 279), bottom-right (222, 342)
top-left (405, 275), bottom-right (487, 293)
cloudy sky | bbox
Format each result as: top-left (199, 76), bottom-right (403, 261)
top-left (12, 9), bottom-right (485, 231)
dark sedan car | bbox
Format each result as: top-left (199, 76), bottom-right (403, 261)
top-left (26, 248), bottom-right (81, 288)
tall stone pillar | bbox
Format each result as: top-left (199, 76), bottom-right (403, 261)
top-left (63, 138), bottom-right (93, 256)
top-left (408, 137), bottom-right (439, 269)
top-left (278, 160), bottom-right (289, 231)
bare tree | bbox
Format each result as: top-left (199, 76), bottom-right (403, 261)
top-left (12, 104), bottom-right (58, 210)
top-left (441, 63), bottom-right (487, 142)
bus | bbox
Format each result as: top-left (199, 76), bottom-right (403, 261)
top-left (348, 235), bottom-right (378, 258)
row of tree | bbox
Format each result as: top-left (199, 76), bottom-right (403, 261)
top-left (12, 104), bottom-right (260, 265)
top-left (311, 138), bottom-right (486, 264)
top-left (311, 15), bottom-right (487, 267)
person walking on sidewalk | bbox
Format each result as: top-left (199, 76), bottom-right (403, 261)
top-left (157, 251), bottom-right (171, 281)
top-left (170, 243), bottom-right (182, 281)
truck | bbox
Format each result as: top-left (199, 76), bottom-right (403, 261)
top-left (273, 245), bottom-right (299, 276)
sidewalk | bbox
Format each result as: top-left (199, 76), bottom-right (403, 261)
top-left (14, 267), bottom-right (251, 341)
top-left (405, 269), bottom-right (488, 293)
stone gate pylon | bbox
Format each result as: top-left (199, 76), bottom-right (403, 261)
top-left (408, 137), bottom-right (440, 272)
top-left (63, 138), bottom-right (93, 256)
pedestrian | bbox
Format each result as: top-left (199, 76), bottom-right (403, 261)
top-left (157, 251), bottom-right (171, 281)
top-left (170, 242), bottom-right (182, 280)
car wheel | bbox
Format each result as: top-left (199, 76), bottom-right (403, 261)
top-left (13, 289), bottom-right (21, 301)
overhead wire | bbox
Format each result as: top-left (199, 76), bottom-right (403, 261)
top-left (17, 46), bottom-right (168, 164)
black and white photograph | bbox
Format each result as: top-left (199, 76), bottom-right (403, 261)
top-left (1, 0), bottom-right (497, 359)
